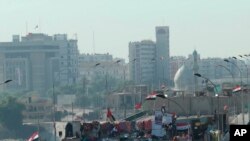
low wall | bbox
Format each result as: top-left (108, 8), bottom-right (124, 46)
top-left (144, 93), bottom-right (250, 116)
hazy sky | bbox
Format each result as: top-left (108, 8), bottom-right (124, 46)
top-left (1, 0), bottom-right (250, 61)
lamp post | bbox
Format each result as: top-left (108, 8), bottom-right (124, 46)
top-left (94, 62), bottom-right (107, 109)
top-left (194, 73), bottom-right (218, 94)
top-left (0, 79), bottom-right (12, 85)
top-left (224, 59), bottom-right (244, 124)
top-left (52, 71), bottom-right (63, 141)
top-left (234, 56), bottom-right (248, 87)
top-left (115, 60), bottom-right (127, 118)
top-left (216, 65), bottom-right (235, 84)
top-left (155, 94), bottom-right (190, 137)
top-left (194, 73), bottom-right (221, 130)
top-left (115, 60), bottom-right (126, 89)
top-left (237, 55), bottom-right (249, 122)
top-left (216, 64), bottom-right (237, 124)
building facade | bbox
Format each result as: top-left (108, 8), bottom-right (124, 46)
top-left (155, 26), bottom-right (170, 87)
top-left (0, 33), bottom-right (79, 93)
top-left (129, 40), bottom-right (156, 88)
top-left (129, 26), bottom-right (170, 89)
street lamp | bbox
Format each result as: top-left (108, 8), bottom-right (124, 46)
top-left (0, 79), bottom-right (12, 85)
top-left (216, 64), bottom-right (238, 124)
top-left (94, 62), bottom-right (107, 107)
top-left (115, 60), bottom-right (127, 118)
top-left (194, 73), bottom-right (221, 130)
top-left (237, 56), bottom-right (249, 87)
top-left (115, 59), bottom-right (126, 88)
top-left (52, 71), bottom-right (63, 141)
top-left (194, 73), bottom-right (218, 94)
top-left (224, 58), bottom-right (245, 124)
top-left (155, 94), bottom-right (190, 137)
top-left (237, 55), bottom-right (250, 122)
top-left (216, 65), bottom-right (235, 83)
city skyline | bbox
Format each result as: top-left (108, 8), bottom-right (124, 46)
top-left (1, 0), bottom-right (250, 61)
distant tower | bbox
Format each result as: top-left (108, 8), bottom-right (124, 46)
top-left (155, 26), bottom-right (170, 88)
top-left (193, 50), bottom-right (199, 95)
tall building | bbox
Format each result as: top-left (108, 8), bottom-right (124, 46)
top-left (129, 26), bottom-right (170, 89)
top-left (129, 40), bottom-right (156, 88)
top-left (0, 33), bottom-right (79, 93)
top-left (52, 34), bottom-right (79, 86)
top-left (155, 26), bottom-right (170, 87)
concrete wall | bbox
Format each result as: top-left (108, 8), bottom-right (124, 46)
top-left (144, 93), bottom-right (250, 116)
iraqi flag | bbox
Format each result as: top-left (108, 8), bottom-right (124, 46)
top-left (232, 86), bottom-right (242, 93)
top-left (176, 123), bottom-right (190, 130)
top-left (145, 91), bottom-right (157, 100)
top-left (107, 108), bottom-right (116, 122)
top-left (27, 131), bottom-right (39, 141)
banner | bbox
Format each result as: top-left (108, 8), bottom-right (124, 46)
top-left (162, 113), bottom-right (173, 124)
top-left (155, 110), bottom-right (163, 125)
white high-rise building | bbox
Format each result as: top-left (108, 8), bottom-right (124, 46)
top-left (129, 40), bottom-right (156, 87)
top-left (129, 26), bottom-right (170, 89)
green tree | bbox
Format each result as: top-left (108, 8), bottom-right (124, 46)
top-left (0, 97), bottom-right (25, 130)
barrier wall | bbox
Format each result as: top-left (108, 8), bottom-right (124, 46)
top-left (144, 94), bottom-right (250, 116)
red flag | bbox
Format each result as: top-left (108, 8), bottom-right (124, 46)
top-left (135, 103), bottom-right (142, 110)
top-left (145, 91), bottom-right (157, 100)
top-left (27, 131), bottom-right (39, 141)
top-left (232, 86), bottom-right (241, 93)
top-left (106, 108), bottom-right (115, 122)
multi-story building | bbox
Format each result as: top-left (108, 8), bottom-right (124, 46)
top-left (129, 26), bottom-right (170, 89)
top-left (129, 40), bottom-right (156, 88)
top-left (79, 53), bottom-right (128, 92)
top-left (0, 33), bottom-right (79, 93)
top-left (155, 26), bottom-right (170, 87)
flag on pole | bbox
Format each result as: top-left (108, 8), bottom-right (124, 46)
top-left (135, 103), bottom-right (142, 110)
top-left (232, 86), bottom-right (242, 93)
top-left (27, 131), bottom-right (39, 141)
top-left (145, 91), bottom-right (157, 100)
top-left (106, 108), bottom-right (115, 122)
